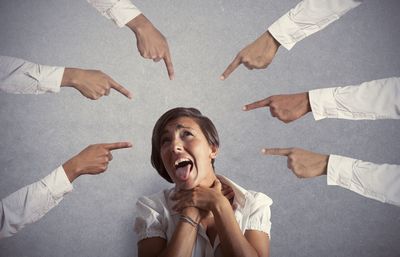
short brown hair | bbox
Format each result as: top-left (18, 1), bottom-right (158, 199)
top-left (151, 107), bottom-right (220, 183)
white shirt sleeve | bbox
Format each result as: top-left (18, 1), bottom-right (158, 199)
top-left (87, 0), bottom-right (142, 28)
top-left (0, 56), bottom-right (64, 95)
top-left (268, 0), bottom-right (362, 50)
top-left (327, 155), bottom-right (400, 207)
top-left (0, 166), bottom-right (73, 239)
top-left (245, 192), bottom-right (273, 236)
top-left (133, 195), bottom-right (167, 241)
top-left (308, 77), bottom-right (400, 120)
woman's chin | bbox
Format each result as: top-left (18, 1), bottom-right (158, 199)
top-left (176, 179), bottom-right (197, 190)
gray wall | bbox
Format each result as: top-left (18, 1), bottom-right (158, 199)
top-left (0, 0), bottom-right (399, 256)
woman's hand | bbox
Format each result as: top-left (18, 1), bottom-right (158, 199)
top-left (171, 179), bottom-right (233, 214)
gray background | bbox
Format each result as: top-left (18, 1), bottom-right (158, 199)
top-left (0, 0), bottom-right (399, 256)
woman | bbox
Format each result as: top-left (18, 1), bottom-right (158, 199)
top-left (134, 107), bottom-right (272, 257)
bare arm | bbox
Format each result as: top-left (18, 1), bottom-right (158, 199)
top-left (138, 207), bottom-right (201, 257)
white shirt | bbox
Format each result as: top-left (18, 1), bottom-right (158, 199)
top-left (309, 77), bottom-right (400, 207)
top-left (268, 0), bottom-right (362, 50)
top-left (87, 0), bottom-right (142, 28)
top-left (0, 166), bottom-right (73, 239)
top-left (134, 175), bottom-right (273, 257)
top-left (0, 56), bottom-right (64, 95)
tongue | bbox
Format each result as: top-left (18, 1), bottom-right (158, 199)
top-left (176, 165), bottom-right (191, 181)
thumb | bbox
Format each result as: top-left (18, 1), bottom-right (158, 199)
top-left (212, 179), bottom-right (222, 191)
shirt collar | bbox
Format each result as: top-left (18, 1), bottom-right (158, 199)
top-left (216, 174), bottom-right (248, 209)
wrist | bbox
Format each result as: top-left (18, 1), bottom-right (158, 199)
top-left (62, 157), bottom-right (82, 182)
top-left (126, 14), bottom-right (151, 34)
top-left (211, 195), bottom-right (230, 215)
top-left (61, 68), bottom-right (82, 88)
top-left (304, 92), bottom-right (312, 113)
top-left (181, 207), bottom-right (201, 223)
top-left (321, 154), bottom-right (329, 175)
top-left (266, 30), bottom-right (281, 48)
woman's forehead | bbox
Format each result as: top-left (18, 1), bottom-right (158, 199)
top-left (163, 117), bottom-right (200, 131)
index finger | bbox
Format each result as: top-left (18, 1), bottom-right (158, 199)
top-left (110, 79), bottom-right (133, 99)
top-left (104, 142), bottom-right (133, 151)
top-left (220, 55), bottom-right (241, 80)
top-left (163, 51), bottom-right (175, 80)
top-left (243, 97), bottom-right (272, 111)
top-left (262, 148), bottom-right (291, 156)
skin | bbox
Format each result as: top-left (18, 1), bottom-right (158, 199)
top-left (262, 147), bottom-right (329, 178)
top-left (127, 14), bottom-right (174, 80)
top-left (61, 68), bottom-right (132, 100)
top-left (63, 142), bottom-right (132, 182)
top-left (138, 117), bottom-right (269, 257)
top-left (244, 92), bottom-right (311, 123)
top-left (221, 31), bottom-right (280, 80)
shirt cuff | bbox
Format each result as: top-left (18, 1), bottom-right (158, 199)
top-left (268, 13), bottom-right (305, 50)
top-left (327, 154), bottom-right (354, 188)
top-left (41, 166), bottom-right (73, 201)
top-left (37, 66), bottom-right (64, 93)
top-left (309, 87), bottom-right (337, 120)
top-left (105, 0), bottom-right (142, 28)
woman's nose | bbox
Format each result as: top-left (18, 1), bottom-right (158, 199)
top-left (172, 139), bottom-right (183, 152)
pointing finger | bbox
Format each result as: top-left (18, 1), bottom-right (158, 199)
top-left (104, 142), bottom-right (133, 151)
top-left (220, 55), bottom-right (241, 80)
top-left (110, 79), bottom-right (132, 99)
top-left (163, 51), bottom-right (175, 80)
top-left (243, 97), bottom-right (272, 111)
top-left (262, 148), bottom-right (292, 156)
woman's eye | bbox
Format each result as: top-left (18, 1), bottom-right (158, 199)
top-left (182, 131), bottom-right (193, 137)
top-left (161, 137), bottom-right (171, 145)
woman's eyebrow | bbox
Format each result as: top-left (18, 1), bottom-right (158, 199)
top-left (176, 124), bottom-right (192, 130)
top-left (161, 124), bottom-right (194, 137)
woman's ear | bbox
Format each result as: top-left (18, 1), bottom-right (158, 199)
top-left (210, 145), bottom-right (219, 159)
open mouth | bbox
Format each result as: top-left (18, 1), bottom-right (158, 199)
top-left (174, 158), bottom-right (193, 181)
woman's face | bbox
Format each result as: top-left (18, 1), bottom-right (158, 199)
top-left (160, 117), bottom-right (218, 190)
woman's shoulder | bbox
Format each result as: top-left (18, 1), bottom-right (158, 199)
top-left (246, 190), bottom-right (273, 208)
top-left (136, 187), bottom-right (175, 211)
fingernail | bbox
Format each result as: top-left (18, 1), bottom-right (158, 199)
top-left (242, 106), bottom-right (247, 111)
top-left (261, 148), bottom-right (267, 154)
top-left (220, 75), bottom-right (225, 80)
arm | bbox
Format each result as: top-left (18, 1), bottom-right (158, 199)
top-left (0, 56), bottom-right (64, 94)
top-left (309, 77), bottom-right (400, 120)
top-left (0, 56), bottom-right (132, 99)
top-left (262, 147), bottom-right (400, 207)
top-left (138, 208), bottom-right (201, 257)
top-left (135, 194), bottom-right (201, 257)
top-left (172, 180), bottom-right (269, 257)
top-left (212, 197), bottom-right (270, 257)
top-left (0, 141), bottom-right (132, 239)
top-left (221, 0), bottom-right (361, 79)
top-left (87, 0), bottom-right (174, 79)
top-left (244, 77), bottom-right (400, 122)
top-left (86, 0), bottom-right (141, 28)
top-left (268, 0), bottom-right (362, 50)
top-left (328, 155), bottom-right (400, 207)
top-left (0, 166), bottom-right (72, 239)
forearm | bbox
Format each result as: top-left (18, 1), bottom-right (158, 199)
top-left (327, 155), bottom-right (400, 207)
top-left (0, 56), bottom-right (63, 94)
top-left (212, 200), bottom-right (260, 257)
top-left (0, 167), bottom-right (72, 239)
top-left (309, 77), bottom-right (400, 120)
top-left (87, 0), bottom-right (141, 28)
top-left (268, 0), bottom-right (362, 50)
top-left (158, 218), bottom-right (198, 257)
